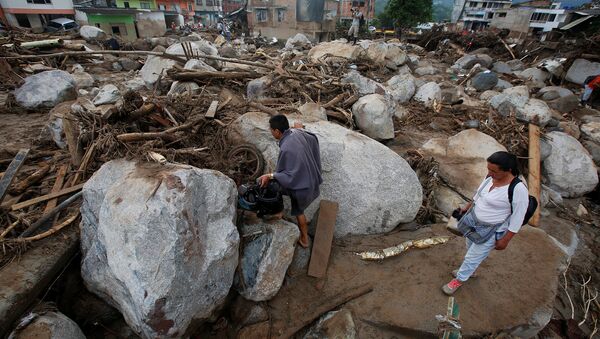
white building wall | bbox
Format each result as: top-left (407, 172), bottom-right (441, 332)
top-left (0, 0), bottom-right (74, 10)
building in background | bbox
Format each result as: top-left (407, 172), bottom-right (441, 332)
top-left (75, 0), bottom-right (168, 41)
top-left (222, 0), bottom-right (244, 14)
top-left (451, 0), bottom-right (512, 30)
top-left (337, 0), bottom-right (375, 24)
top-left (156, 0), bottom-right (195, 26)
top-left (0, 0), bottom-right (76, 32)
top-left (490, 1), bottom-right (569, 36)
top-left (195, 0), bottom-right (222, 27)
top-left (247, 0), bottom-right (337, 40)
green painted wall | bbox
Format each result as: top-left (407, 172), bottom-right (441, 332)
top-left (87, 14), bottom-right (135, 24)
top-left (88, 14), bottom-right (137, 42)
top-left (116, 0), bottom-right (157, 9)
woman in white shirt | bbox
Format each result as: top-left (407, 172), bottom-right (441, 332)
top-left (443, 151), bottom-right (529, 295)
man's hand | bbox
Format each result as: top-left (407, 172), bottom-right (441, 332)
top-left (258, 174), bottom-right (271, 187)
top-left (293, 121), bottom-right (304, 129)
top-left (495, 231), bottom-right (515, 250)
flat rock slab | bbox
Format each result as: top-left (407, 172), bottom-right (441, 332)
top-left (0, 227), bottom-right (79, 336)
top-left (268, 224), bottom-right (565, 338)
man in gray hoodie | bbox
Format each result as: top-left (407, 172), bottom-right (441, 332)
top-left (258, 115), bottom-right (323, 247)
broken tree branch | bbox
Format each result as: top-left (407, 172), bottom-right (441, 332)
top-left (19, 191), bottom-right (82, 238)
top-left (11, 183), bottom-right (84, 211)
top-left (12, 212), bottom-right (79, 243)
top-left (9, 164), bottom-right (50, 195)
top-left (168, 70), bottom-right (260, 81)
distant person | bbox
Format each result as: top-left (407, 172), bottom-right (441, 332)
top-left (581, 74), bottom-right (600, 107)
top-left (443, 152), bottom-right (530, 295)
top-left (348, 7), bottom-right (363, 45)
top-left (258, 115), bottom-right (323, 248)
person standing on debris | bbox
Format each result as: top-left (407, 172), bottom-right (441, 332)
top-left (258, 115), bottom-right (323, 248)
top-left (581, 74), bottom-right (600, 107)
top-left (348, 7), bottom-right (363, 45)
top-left (442, 152), bottom-right (529, 295)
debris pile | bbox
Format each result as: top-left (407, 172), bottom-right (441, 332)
top-left (0, 26), bottom-right (599, 338)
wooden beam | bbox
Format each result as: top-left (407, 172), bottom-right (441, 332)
top-left (308, 200), bottom-right (339, 278)
top-left (528, 124), bottom-right (541, 227)
top-left (0, 149), bottom-right (29, 204)
top-left (11, 183), bottom-right (84, 211)
top-left (205, 100), bottom-right (219, 119)
top-left (43, 164), bottom-right (68, 214)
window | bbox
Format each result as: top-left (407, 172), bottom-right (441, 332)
top-left (95, 23), bottom-right (101, 28)
top-left (469, 2), bottom-right (477, 7)
top-left (352, 1), bottom-right (365, 6)
top-left (277, 8), bottom-right (285, 22)
top-left (159, 4), bottom-right (166, 10)
top-left (111, 25), bottom-right (127, 35)
top-left (531, 12), bottom-right (551, 22)
top-left (123, 1), bottom-right (130, 8)
top-left (173, 4), bottom-right (181, 12)
top-left (140, 2), bottom-right (151, 9)
top-left (64, 22), bottom-right (77, 29)
top-left (27, 0), bottom-right (52, 4)
top-left (188, 3), bottom-right (193, 11)
top-left (206, 0), bottom-right (215, 5)
top-left (256, 9), bottom-right (268, 22)
top-left (549, 14), bottom-right (556, 21)
top-left (487, 12), bottom-right (493, 19)
top-left (498, 12), bottom-right (507, 18)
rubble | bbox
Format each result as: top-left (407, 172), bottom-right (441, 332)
top-left (1, 24), bottom-right (600, 339)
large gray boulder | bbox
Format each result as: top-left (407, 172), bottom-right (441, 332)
top-left (308, 41), bottom-right (364, 63)
top-left (9, 311), bottom-right (86, 339)
top-left (421, 129), bottom-right (506, 197)
top-left (341, 70), bottom-right (387, 96)
top-left (565, 59), bottom-right (600, 85)
top-left (14, 70), bottom-right (77, 109)
top-left (386, 73), bottom-right (416, 103)
top-left (580, 121), bottom-right (600, 144)
top-left (543, 131), bottom-right (598, 197)
top-left (230, 112), bottom-right (422, 237)
top-left (80, 159), bottom-right (240, 338)
top-left (490, 90), bottom-right (552, 126)
top-left (453, 54), bottom-right (493, 69)
top-left (385, 43), bottom-right (408, 67)
top-left (139, 53), bottom-right (178, 88)
top-left (352, 94), bottom-right (395, 140)
top-left (298, 102), bottom-right (327, 121)
top-left (414, 82), bottom-right (442, 107)
top-left (285, 33), bottom-right (312, 50)
top-left (166, 40), bottom-right (220, 68)
top-left (516, 68), bottom-right (549, 87)
top-left (79, 25), bottom-right (107, 41)
top-left (471, 71), bottom-right (498, 91)
top-left (93, 84), bottom-right (121, 106)
top-left (519, 98), bottom-right (553, 126)
top-left (236, 219), bottom-right (299, 301)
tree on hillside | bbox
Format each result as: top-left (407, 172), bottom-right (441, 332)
top-left (378, 0), bottom-right (433, 29)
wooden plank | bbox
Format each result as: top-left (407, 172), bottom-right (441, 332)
top-left (528, 124), bottom-right (541, 226)
top-left (308, 200), bottom-right (338, 278)
top-left (0, 149), bottom-right (29, 204)
top-left (205, 100), bottom-right (219, 119)
top-left (43, 164), bottom-right (68, 214)
top-left (11, 183), bottom-right (84, 211)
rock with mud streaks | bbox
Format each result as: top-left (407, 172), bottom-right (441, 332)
top-left (80, 159), bottom-right (239, 338)
top-left (230, 112), bottom-right (422, 237)
top-left (352, 94), bottom-right (395, 140)
top-left (235, 219), bottom-right (299, 301)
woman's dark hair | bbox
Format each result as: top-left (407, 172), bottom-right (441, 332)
top-left (269, 115), bottom-right (289, 133)
top-left (487, 151), bottom-right (519, 176)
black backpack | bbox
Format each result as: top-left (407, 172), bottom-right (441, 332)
top-left (359, 14), bottom-right (365, 27)
top-left (508, 177), bottom-right (538, 226)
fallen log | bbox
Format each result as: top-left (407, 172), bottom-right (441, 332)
top-left (11, 183), bottom-right (84, 211)
top-left (2, 39), bottom-right (63, 49)
top-left (168, 70), bottom-right (260, 81)
top-left (0, 149), bottom-right (29, 205)
top-left (9, 164), bottom-right (50, 195)
top-left (19, 191), bottom-right (82, 238)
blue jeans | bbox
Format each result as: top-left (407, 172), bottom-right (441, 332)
top-left (456, 230), bottom-right (506, 282)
